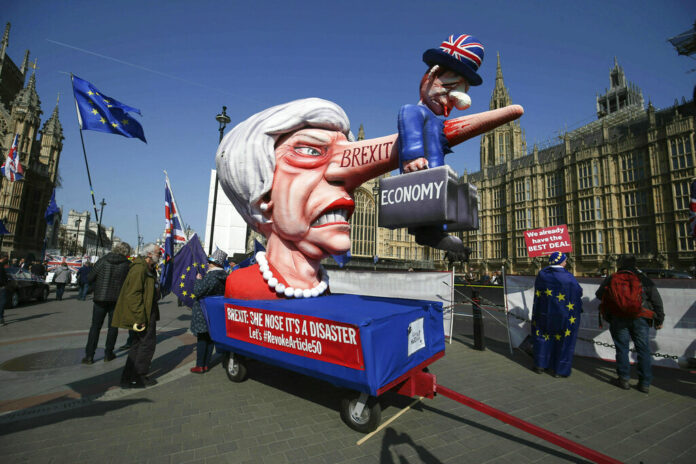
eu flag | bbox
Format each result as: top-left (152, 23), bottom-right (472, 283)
top-left (171, 234), bottom-right (209, 308)
top-left (45, 189), bottom-right (60, 225)
top-left (71, 75), bottom-right (146, 143)
top-left (531, 266), bottom-right (583, 377)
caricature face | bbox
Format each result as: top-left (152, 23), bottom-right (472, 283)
top-left (420, 68), bottom-right (471, 117)
top-left (268, 128), bottom-right (356, 260)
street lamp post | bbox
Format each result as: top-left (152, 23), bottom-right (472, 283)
top-left (373, 182), bottom-right (380, 271)
top-left (209, 106), bottom-right (231, 255)
top-left (96, 198), bottom-right (106, 256)
top-left (74, 218), bottom-right (82, 255)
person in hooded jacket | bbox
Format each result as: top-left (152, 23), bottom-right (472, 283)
top-left (81, 243), bottom-right (131, 364)
top-left (190, 249), bottom-right (228, 373)
top-left (52, 259), bottom-right (73, 301)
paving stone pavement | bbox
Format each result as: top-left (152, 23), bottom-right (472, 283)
top-left (0, 291), bottom-right (694, 463)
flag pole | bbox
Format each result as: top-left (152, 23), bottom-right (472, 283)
top-left (71, 73), bottom-right (104, 256)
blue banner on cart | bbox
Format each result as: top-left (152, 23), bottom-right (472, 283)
top-left (201, 294), bottom-right (445, 395)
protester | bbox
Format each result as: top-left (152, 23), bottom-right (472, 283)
top-left (0, 254), bottom-right (8, 326)
top-left (76, 260), bottom-right (91, 301)
top-left (112, 243), bottom-right (161, 388)
top-left (81, 243), bottom-right (132, 365)
top-left (531, 252), bottom-right (583, 378)
top-left (190, 248), bottom-right (228, 374)
top-left (18, 258), bottom-right (28, 271)
top-left (490, 271), bottom-right (502, 285)
top-left (596, 255), bottom-right (664, 393)
top-left (599, 267), bottom-right (608, 278)
top-left (31, 259), bottom-right (46, 278)
top-left (52, 259), bottom-right (72, 301)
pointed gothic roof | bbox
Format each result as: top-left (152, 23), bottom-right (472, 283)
top-left (489, 52), bottom-right (511, 110)
top-left (41, 98), bottom-right (63, 138)
top-left (13, 69), bottom-right (41, 111)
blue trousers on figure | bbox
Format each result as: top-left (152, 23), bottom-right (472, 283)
top-left (610, 317), bottom-right (653, 387)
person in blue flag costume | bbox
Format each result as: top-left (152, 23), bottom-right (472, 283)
top-left (531, 252), bottom-right (583, 377)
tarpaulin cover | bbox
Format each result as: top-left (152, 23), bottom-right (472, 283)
top-left (200, 294), bottom-right (445, 395)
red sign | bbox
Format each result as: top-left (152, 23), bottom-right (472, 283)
top-left (523, 225), bottom-right (572, 257)
top-left (224, 303), bottom-right (364, 370)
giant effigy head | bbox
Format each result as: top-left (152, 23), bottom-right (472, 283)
top-left (216, 36), bottom-right (522, 300)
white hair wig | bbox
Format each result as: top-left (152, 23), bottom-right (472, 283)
top-left (215, 98), bottom-right (352, 232)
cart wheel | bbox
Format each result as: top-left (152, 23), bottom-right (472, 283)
top-left (340, 392), bottom-right (381, 433)
top-left (223, 352), bottom-right (247, 382)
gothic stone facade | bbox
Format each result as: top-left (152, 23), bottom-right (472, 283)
top-left (0, 23), bottom-right (63, 259)
top-left (461, 57), bottom-right (695, 276)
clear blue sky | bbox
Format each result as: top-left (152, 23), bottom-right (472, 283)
top-left (4, 1), bottom-right (695, 248)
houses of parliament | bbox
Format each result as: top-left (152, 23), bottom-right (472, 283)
top-left (346, 56), bottom-right (695, 276)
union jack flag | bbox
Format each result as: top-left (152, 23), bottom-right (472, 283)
top-left (46, 256), bottom-right (85, 272)
top-left (160, 174), bottom-right (188, 295)
top-left (689, 178), bottom-right (696, 239)
top-left (164, 176), bottom-right (187, 245)
top-left (1, 134), bottom-right (24, 182)
top-left (439, 34), bottom-right (483, 67)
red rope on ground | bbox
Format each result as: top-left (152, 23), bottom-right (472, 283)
top-left (436, 384), bottom-right (623, 464)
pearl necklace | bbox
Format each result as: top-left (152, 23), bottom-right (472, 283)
top-left (256, 252), bottom-right (329, 298)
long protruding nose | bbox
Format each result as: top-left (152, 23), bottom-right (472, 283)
top-left (325, 104), bottom-right (524, 191)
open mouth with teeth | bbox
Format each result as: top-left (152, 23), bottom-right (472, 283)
top-left (311, 198), bottom-right (355, 228)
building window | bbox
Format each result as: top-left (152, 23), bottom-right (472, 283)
top-left (546, 173), bottom-right (563, 198)
top-left (675, 181), bottom-right (691, 210)
top-left (516, 237), bottom-right (527, 258)
top-left (595, 197), bottom-right (602, 220)
top-left (525, 179), bottom-right (531, 201)
top-left (580, 197), bottom-right (595, 221)
top-left (597, 230), bottom-right (604, 254)
top-left (578, 161), bottom-right (592, 189)
top-left (670, 137), bottom-right (694, 170)
top-left (623, 191), bottom-right (648, 217)
top-left (626, 228), bottom-right (648, 254)
top-left (621, 152), bottom-right (645, 182)
top-left (492, 240), bottom-right (503, 259)
top-left (593, 161), bottom-right (600, 186)
top-left (493, 187), bottom-right (505, 208)
top-left (515, 210), bottom-right (526, 230)
top-left (514, 180), bottom-right (524, 203)
top-left (547, 205), bottom-right (565, 226)
top-left (494, 214), bottom-right (506, 233)
top-left (526, 208), bottom-right (533, 229)
top-left (581, 231), bottom-right (597, 255)
top-left (677, 222), bottom-right (695, 251)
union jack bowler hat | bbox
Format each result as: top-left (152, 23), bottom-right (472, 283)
top-left (423, 34), bottom-right (484, 86)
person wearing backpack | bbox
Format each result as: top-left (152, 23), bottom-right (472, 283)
top-left (596, 255), bottom-right (664, 393)
top-left (531, 252), bottom-right (583, 378)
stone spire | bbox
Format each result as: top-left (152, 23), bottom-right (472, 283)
top-left (41, 95), bottom-right (63, 138)
top-left (357, 124), bottom-right (365, 141)
top-left (489, 52), bottom-right (512, 110)
top-left (13, 62), bottom-right (41, 111)
top-left (39, 95), bottom-right (64, 182)
top-left (20, 49), bottom-right (30, 77)
top-left (1, 23), bottom-right (9, 62)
